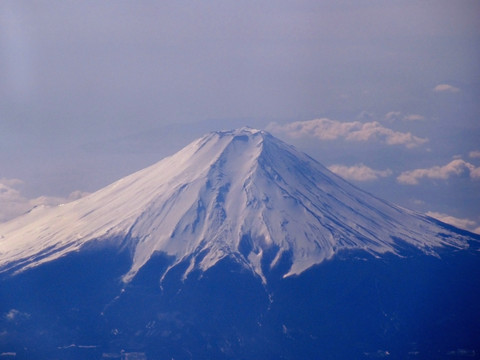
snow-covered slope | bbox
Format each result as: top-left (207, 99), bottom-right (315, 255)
top-left (0, 128), bottom-right (472, 282)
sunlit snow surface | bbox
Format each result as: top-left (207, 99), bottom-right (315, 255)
top-left (0, 128), bottom-right (470, 282)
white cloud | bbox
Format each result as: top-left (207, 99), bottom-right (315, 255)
top-left (356, 111), bottom-right (375, 122)
top-left (0, 178), bottom-right (89, 223)
top-left (0, 178), bottom-right (30, 222)
top-left (426, 212), bottom-right (479, 234)
top-left (4, 309), bottom-right (30, 322)
top-left (384, 112), bottom-right (425, 122)
top-left (469, 150), bottom-right (480, 159)
top-left (433, 84), bottom-right (460, 93)
top-left (471, 167), bottom-right (480, 180)
top-left (384, 111), bottom-right (402, 122)
top-left (397, 159), bottom-right (480, 185)
top-left (403, 114), bottom-right (425, 121)
top-left (328, 163), bottom-right (392, 181)
top-left (267, 118), bottom-right (428, 148)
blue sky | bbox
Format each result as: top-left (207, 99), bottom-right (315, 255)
top-left (1, 1), bottom-right (479, 232)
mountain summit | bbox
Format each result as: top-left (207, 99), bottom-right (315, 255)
top-left (0, 128), bottom-right (471, 282)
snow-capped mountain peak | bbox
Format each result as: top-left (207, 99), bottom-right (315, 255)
top-left (0, 128), bottom-right (471, 282)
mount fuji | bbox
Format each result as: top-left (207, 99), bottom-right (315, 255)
top-left (1, 128), bottom-right (479, 359)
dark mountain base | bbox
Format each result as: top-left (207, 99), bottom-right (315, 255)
top-left (1, 244), bottom-right (479, 360)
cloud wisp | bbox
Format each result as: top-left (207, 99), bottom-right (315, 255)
top-left (384, 111), bottom-right (425, 122)
top-left (469, 150), bottom-right (480, 159)
top-left (4, 309), bottom-right (30, 322)
top-left (397, 159), bottom-right (480, 185)
top-left (328, 163), bottom-right (392, 182)
top-left (427, 211), bottom-right (480, 234)
top-left (433, 84), bottom-right (460, 93)
top-left (267, 118), bottom-right (428, 149)
top-left (0, 178), bottom-right (88, 223)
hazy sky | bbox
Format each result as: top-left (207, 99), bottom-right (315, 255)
top-left (1, 1), bottom-right (479, 232)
